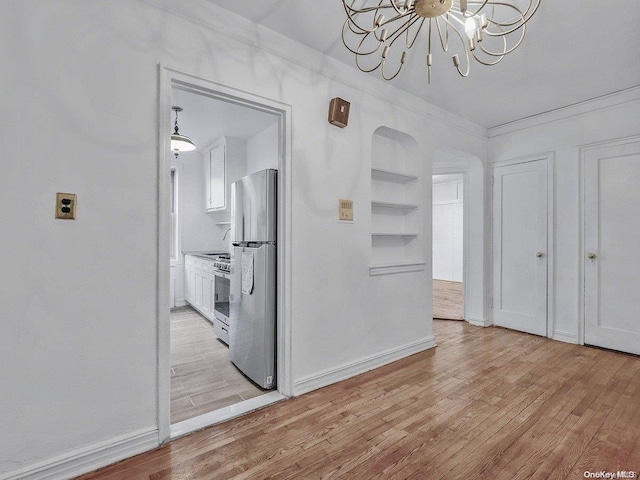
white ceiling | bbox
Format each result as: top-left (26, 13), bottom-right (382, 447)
top-left (203, 0), bottom-right (640, 129)
top-left (171, 86), bottom-right (279, 153)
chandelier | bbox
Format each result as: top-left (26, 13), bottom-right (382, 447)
top-left (341, 0), bottom-right (541, 82)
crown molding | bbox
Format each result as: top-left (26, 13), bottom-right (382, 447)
top-left (139, 0), bottom-right (488, 140)
top-left (489, 86), bottom-right (640, 138)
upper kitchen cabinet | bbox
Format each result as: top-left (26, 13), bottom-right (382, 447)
top-left (203, 137), bottom-right (247, 212)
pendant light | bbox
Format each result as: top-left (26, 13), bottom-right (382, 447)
top-left (171, 106), bottom-right (196, 157)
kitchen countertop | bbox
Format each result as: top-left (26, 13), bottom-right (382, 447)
top-left (182, 251), bottom-right (228, 260)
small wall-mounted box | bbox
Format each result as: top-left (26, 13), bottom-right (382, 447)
top-left (328, 97), bottom-right (350, 128)
top-left (339, 198), bottom-right (354, 221)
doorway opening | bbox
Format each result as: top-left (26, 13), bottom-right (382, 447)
top-left (431, 148), bottom-right (485, 329)
top-left (432, 173), bottom-right (464, 320)
top-left (159, 68), bottom-right (292, 442)
top-left (169, 87), bottom-right (279, 428)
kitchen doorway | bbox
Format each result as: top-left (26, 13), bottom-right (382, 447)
top-left (158, 67), bottom-right (292, 442)
top-left (432, 174), bottom-right (464, 320)
top-left (168, 86), bottom-right (280, 427)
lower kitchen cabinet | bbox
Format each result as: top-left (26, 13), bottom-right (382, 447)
top-left (184, 255), bottom-right (216, 323)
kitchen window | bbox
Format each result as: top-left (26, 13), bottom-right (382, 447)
top-left (170, 165), bottom-right (180, 265)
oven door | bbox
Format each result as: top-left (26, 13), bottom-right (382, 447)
top-left (213, 270), bottom-right (230, 345)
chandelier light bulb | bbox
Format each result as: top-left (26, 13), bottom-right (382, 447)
top-left (465, 17), bottom-right (477, 39)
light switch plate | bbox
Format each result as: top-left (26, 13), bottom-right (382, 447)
top-left (56, 193), bottom-right (77, 220)
top-left (339, 199), bottom-right (353, 221)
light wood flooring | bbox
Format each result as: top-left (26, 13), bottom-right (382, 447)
top-left (170, 306), bottom-right (265, 424)
top-left (433, 278), bottom-right (464, 320)
top-left (80, 319), bottom-right (640, 479)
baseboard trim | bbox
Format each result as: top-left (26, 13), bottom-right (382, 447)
top-left (293, 337), bottom-right (436, 396)
top-left (466, 317), bottom-right (491, 327)
top-left (2, 428), bottom-right (158, 480)
top-left (552, 330), bottom-right (579, 345)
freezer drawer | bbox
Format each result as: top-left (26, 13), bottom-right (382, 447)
top-left (229, 244), bottom-right (276, 389)
top-left (213, 317), bottom-right (229, 345)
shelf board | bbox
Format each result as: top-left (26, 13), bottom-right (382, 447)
top-left (371, 200), bottom-right (419, 211)
top-left (216, 222), bottom-right (231, 226)
top-left (371, 232), bottom-right (419, 238)
top-left (371, 167), bottom-right (418, 183)
top-left (369, 262), bottom-right (426, 276)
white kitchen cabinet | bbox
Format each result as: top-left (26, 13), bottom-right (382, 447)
top-left (184, 257), bottom-right (194, 304)
top-left (205, 140), bottom-right (226, 211)
top-left (203, 137), bottom-right (247, 212)
top-left (184, 255), bottom-right (216, 323)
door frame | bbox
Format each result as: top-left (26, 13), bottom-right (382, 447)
top-left (490, 153), bottom-right (555, 337)
top-left (157, 65), bottom-right (293, 443)
top-left (578, 135), bottom-right (640, 346)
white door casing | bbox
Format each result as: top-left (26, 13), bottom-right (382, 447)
top-left (493, 158), bottom-right (548, 337)
top-left (583, 138), bottom-right (640, 355)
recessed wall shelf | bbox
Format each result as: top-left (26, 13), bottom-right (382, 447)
top-left (371, 200), bottom-right (419, 211)
top-left (371, 167), bottom-right (418, 184)
top-left (372, 232), bottom-right (419, 238)
top-left (369, 262), bottom-right (426, 276)
top-left (370, 127), bottom-right (424, 275)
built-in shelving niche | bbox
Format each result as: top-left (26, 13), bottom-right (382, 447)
top-left (370, 127), bottom-right (425, 276)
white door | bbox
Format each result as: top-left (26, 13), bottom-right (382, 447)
top-left (493, 159), bottom-right (548, 336)
top-left (584, 139), bottom-right (640, 355)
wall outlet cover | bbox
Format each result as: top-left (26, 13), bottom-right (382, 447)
top-left (56, 192), bottom-right (77, 220)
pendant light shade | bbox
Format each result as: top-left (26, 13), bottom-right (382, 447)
top-left (171, 106), bottom-right (196, 158)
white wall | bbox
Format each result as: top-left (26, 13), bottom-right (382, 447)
top-left (246, 122), bottom-right (279, 174)
top-left (433, 176), bottom-right (464, 282)
top-left (0, 1), bottom-right (487, 478)
top-left (488, 89), bottom-right (640, 343)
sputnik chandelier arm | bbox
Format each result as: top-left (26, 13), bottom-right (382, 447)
top-left (340, 0), bottom-right (541, 83)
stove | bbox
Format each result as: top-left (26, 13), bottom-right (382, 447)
top-left (213, 254), bottom-right (231, 273)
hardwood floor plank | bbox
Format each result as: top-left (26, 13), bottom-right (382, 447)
top-left (77, 320), bottom-right (640, 480)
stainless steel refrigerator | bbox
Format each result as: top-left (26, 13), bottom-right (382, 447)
top-left (229, 168), bottom-right (277, 389)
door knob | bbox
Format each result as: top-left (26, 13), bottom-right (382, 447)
top-left (536, 252), bottom-right (544, 258)
top-left (587, 252), bottom-right (597, 260)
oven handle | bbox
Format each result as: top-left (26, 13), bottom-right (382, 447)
top-left (214, 269), bottom-right (231, 279)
